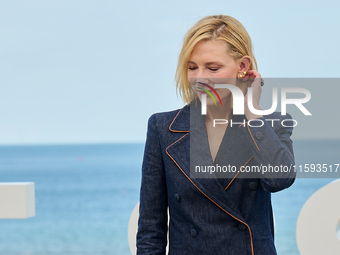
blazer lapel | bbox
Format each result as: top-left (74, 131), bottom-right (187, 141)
top-left (213, 113), bottom-right (254, 188)
top-left (166, 101), bottom-right (250, 222)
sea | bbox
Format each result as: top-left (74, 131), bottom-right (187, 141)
top-left (0, 140), bottom-right (339, 255)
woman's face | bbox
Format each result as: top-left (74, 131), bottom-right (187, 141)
top-left (187, 39), bottom-right (241, 106)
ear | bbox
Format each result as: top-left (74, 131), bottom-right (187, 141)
top-left (238, 55), bottom-right (251, 74)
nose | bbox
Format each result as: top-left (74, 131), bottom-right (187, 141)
top-left (196, 78), bottom-right (210, 85)
top-left (195, 67), bottom-right (207, 79)
top-left (188, 67), bottom-right (210, 86)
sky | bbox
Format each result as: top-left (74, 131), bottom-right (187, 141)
top-left (1, 0), bottom-right (339, 145)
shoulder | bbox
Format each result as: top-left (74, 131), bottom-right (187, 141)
top-left (147, 105), bottom-right (187, 127)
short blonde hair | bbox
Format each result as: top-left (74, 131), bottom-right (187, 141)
top-left (175, 15), bottom-right (258, 104)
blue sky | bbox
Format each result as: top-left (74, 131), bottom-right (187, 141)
top-left (1, 0), bottom-right (339, 145)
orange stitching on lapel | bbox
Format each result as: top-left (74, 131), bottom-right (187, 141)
top-left (166, 136), bottom-right (254, 255)
top-left (166, 132), bottom-right (189, 148)
top-left (224, 156), bottom-right (254, 191)
top-left (238, 119), bottom-right (249, 128)
top-left (169, 108), bottom-right (190, 133)
top-left (247, 123), bottom-right (260, 152)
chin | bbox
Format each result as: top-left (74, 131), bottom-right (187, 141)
top-left (197, 95), bottom-right (218, 107)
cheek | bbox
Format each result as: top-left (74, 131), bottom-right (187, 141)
top-left (219, 70), bottom-right (237, 78)
top-left (218, 65), bottom-right (239, 78)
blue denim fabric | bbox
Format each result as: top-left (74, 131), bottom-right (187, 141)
top-left (136, 103), bottom-right (295, 255)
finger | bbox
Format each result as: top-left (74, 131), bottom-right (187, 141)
top-left (240, 70), bottom-right (257, 82)
top-left (245, 70), bottom-right (261, 79)
top-left (244, 70), bottom-right (264, 87)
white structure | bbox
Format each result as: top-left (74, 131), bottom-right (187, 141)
top-left (296, 179), bottom-right (340, 254)
top-left (0, 182), bottom-right (35, 219)
top-left (128, 202), bottom-right (140, 255)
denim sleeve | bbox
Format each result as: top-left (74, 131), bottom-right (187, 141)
top-left (240, 113), bottom-right (296, 192)
top-left (136, 113), bottom-right (168, 255)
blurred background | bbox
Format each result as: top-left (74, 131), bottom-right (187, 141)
top-left (1, 0), bottom-right (339, 254)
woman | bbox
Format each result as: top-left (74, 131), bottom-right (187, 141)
top-left (137, 15), bottom-right (295, 255)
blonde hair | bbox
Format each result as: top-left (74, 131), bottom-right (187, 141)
top-left (175, 15), bottom-right (258, 104)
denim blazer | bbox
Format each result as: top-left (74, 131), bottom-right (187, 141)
top-left (137, 101), bottom-right (295, 255)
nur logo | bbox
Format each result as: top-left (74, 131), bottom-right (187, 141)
top-left (198, 83), bottom-right (312, 117)
top-left (197, 82), bottom-right (222, 106)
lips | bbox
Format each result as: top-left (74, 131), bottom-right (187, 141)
top-left (193, 82), bottom-right (223, 106)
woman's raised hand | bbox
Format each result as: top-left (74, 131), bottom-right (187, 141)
top-left (242, 70), bottom-right (263, 120)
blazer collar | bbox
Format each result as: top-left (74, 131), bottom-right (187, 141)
top-left (169, 104), bottom-right (190, 132)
